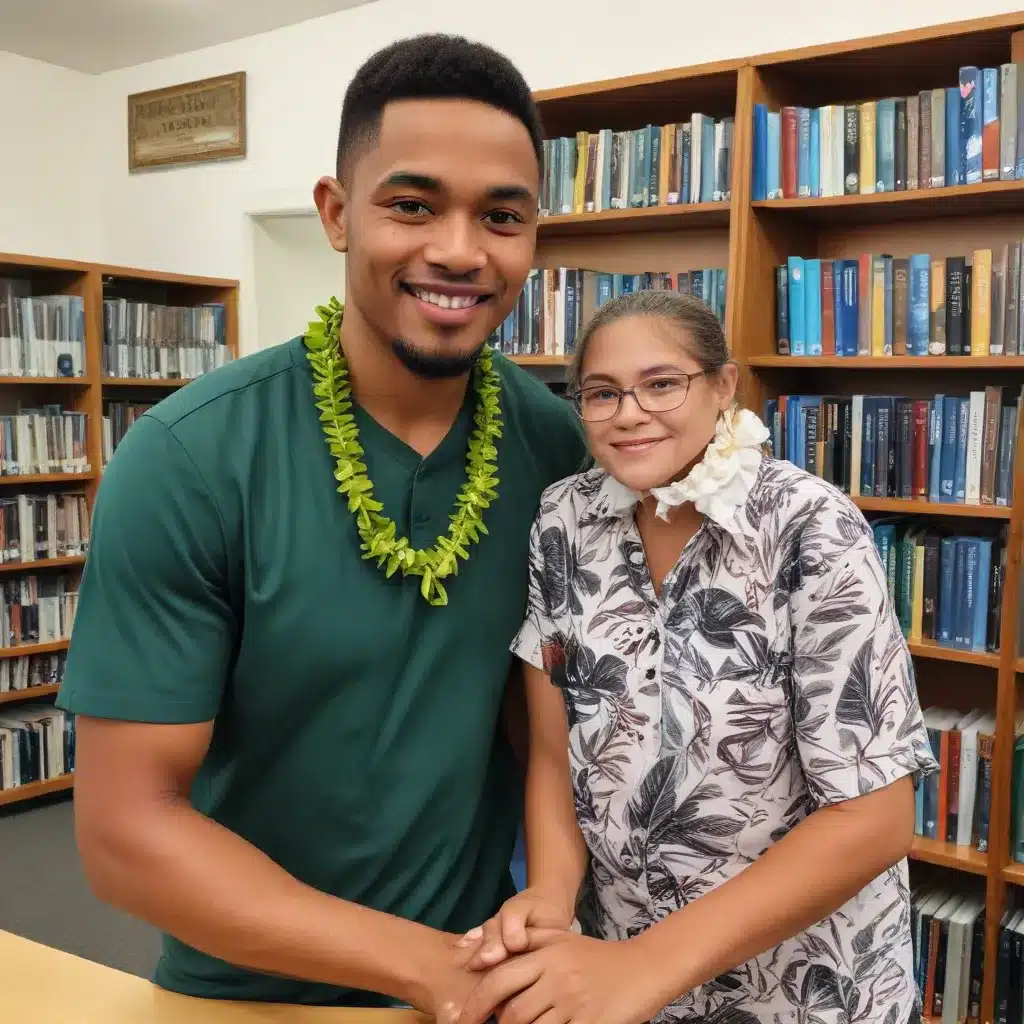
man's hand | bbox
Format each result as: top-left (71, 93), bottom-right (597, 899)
top-left (457, 929), bottom-right (670, 1024)
top-left (458, 888), bottom-right (575, 970)
top-left (411, 930), bottom-right (498, 1024)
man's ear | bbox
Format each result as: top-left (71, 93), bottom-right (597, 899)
top-left (314, 175), bottom-right (348, 253)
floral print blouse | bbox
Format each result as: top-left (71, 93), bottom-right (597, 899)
top-left (511, 454), bottom-right (938, 1024)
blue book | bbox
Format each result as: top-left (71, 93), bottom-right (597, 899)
top-left (700, 118), bottom-right (715, 202)
top-left (908, 254), bottom-right (930, 355)
top-left (937, 537), bottom-right (957, 645)
top-left (805, 259), bottom-right (822, 355)
top-left (810, 108), bottom-right (820, 197)
top-left (876, 98), bottom-right (896, 191)
top-left (766, 112), bottom-right (781, 198)
top-left (939, 396), bottom-right (959, 499)
top-left (836, 259), bottom-right (859, 356)
top-left (928, 397), bottom-right (944, 502)
top-left (971, 538), bottom-right (993, 651)
top-left (797, 107), bottom-right (811, 196)
top-left (946, 85), bottom-right (963, 187)
top-left (983, 68), bottom-right (999, 181)
top-left (950, 540), bottom-right (966, 651)
top-left (960, 67), bottom-right (983, 185)
top-left (787, 257), bottom-right (806, 355)
top-left (953, 396), bottom-right (970, 502)
top-left (597, 273), bottom-right (614, 306)
top-left (752, 104), bottom-right (768, 201)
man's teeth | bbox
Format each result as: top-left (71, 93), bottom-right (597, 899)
top-left (411, 288), bottom-right (481, 310)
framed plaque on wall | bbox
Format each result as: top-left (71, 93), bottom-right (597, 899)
top-left (128, 71), bottom-right (246, 172)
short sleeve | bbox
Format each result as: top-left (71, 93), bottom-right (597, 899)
top-left (56, 414), bottom-right (238, 724)
top-left (510, 509), bottom-right (566, 675)
top-left (789, 525), bottom-right (939, 809)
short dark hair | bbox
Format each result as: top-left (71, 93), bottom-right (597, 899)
top-left (336, 33), bottom-right (544, 180)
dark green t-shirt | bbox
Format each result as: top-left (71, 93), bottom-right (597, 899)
top-left (56, 336), bottom-right (586, 1005)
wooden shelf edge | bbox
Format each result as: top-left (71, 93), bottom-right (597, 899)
top-left (0, 639), bottom-right (70, 660)
top-left (95, 263), bottom-right (238, 289)
top-left (0, 555), bottom-right (86, 574)
top-left (507, 355), bottom-right (569, 367)
top-left (0, 683), bottom-right (60, 705)
top-left (853, 497), bottom-right (1012, 519)
top-left (538, 202), bottom-right (729, 237)
top-left (1002, 862), bottom-right (1024, 884)
top-left (910, 836), bottom-right (988, 875)
top-left (102, 377), bottom-right (189, 388)
top-left (0, 473), bottom-right (95, 486)
top-left (0, 376), bottom-right (91, 386)
top-left (908, 640), bottom-right (1000, 669)
top-left (0, 773), bottom-right (73, 808)
top-left (533, 57), bottom-right (743, 104)
top-left (747, 356), bottom-right (1024, 369)
top-left (752, 178), bottom-right (1024, 214)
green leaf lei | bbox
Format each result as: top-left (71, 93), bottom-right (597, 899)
top-left (302, 296), bottom-right (502, 607)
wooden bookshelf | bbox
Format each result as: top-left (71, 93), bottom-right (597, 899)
top-left (516, 15), bottom-right (1024, 1024)
top-left (0, 252), bottom-right (238, 810)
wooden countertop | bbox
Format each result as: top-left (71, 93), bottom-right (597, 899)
top-left (1, 928), bottom-right (427, 1023)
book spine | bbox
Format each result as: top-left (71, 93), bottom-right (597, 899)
top-left (906, 94), bottom-right (920, 190)
top-left (843, 105), bottom-right (860, 194)
top-left (982, 67), bottom-right (1000, 181)
top-left (1001, 63), bottom-right (1018, 180)
top-left (960, 67), bottom-right (983, 185)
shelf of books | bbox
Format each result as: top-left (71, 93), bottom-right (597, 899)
top-left (494, 13), bottom-right (1024, 1023)
top-left (0, 252), bottom-right (238, 812)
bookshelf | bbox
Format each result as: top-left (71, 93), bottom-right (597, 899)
top-left (0, 252), bottom-right (238, 810)
top-left (520, 13), bottom-right (1024, 1024)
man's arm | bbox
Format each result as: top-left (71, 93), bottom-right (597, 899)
top-left (61, 414), bottom-right (475, 1019)
top-left (74, 715), bottom-right (457, 1006)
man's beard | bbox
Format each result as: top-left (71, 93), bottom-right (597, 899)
top-left (390, 337), bottom-right (486, 380)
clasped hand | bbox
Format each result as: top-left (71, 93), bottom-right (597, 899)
top-left (447, 888), bottom-right (664, 1024)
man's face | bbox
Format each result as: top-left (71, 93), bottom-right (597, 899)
top-left (338, 97), bottom-right (540, 378)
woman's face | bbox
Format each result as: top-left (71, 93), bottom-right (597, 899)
top-left (577, 315), bottom-right (738, 493)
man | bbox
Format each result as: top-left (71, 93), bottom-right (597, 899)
top-left (56, 33), bottom-right (585, 1017)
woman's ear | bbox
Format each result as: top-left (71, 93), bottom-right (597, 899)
top-left (715, 361), bottom-right (740, 411)
top-left (313, 176), bottom-right (349, 254)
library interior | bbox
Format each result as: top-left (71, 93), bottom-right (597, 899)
top-left (4, 1), bottom-right (1024, 1022)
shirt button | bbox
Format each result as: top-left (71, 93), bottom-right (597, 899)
top-left (645, 668), bottom-right (656, 679)
top-left (414, 512), bottom-right (429, 526)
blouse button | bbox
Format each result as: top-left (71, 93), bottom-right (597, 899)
top-left (645, 668), bottom-right (656, 680)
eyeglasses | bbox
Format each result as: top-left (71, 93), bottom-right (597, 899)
top-left (571, 371), bottom-right (707, 423)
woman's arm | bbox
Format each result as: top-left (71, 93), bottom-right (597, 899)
top-left (631, 776), bottom-right (915, 1008)
top-left (465, 661), bottom-right (588, 969)
top-left (522, 661), bottom-right (590, 917)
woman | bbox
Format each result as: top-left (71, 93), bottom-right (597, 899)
top-left (457, 289), bottom-right (938, 1024)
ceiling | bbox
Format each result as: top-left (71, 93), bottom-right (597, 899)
top-left (0, 0), bottom-right (379, 74)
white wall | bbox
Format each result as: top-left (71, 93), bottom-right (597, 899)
top-left (20, 0), bottom-right (1024, 350)
top-left (251, 213), bottom-right (343, 351)
top-left (0, 51), bottom-right (98, 261)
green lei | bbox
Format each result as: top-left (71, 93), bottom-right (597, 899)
top-left (302, 297), bottom-right (502, 607)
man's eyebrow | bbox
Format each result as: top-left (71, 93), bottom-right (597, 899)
top-left (487, 185), bottom-right (533, 202)
top-left (380, 173), bottom-right (534, 203)
top-left (382, 171), bottom-right (440, 190)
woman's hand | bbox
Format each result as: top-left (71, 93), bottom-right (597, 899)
top-left (458, 888), bottom-right (575, 970)
top-left (456, 928), bottom-right (670, 1024)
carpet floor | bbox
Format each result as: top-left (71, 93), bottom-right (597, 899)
top-left (0, 793), bottom-right (161, 977)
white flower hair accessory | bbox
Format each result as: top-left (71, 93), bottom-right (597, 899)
top-left (650, 406), bottom-right (770, 527)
